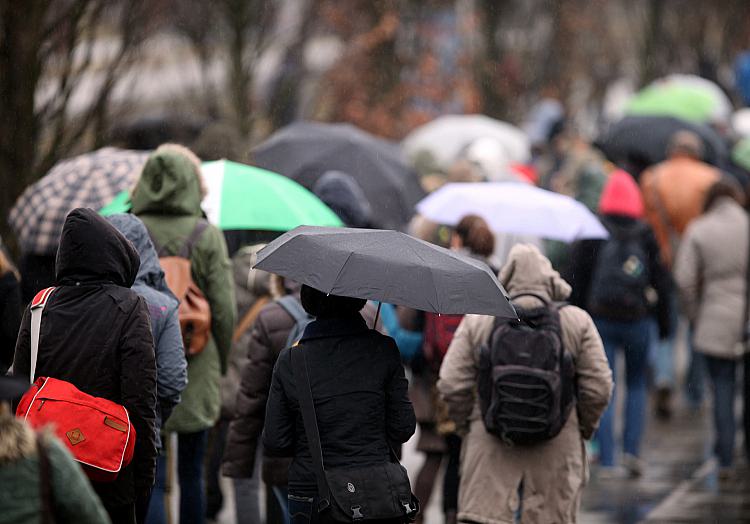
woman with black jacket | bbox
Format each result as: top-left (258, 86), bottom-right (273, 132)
top-left (263, 285), bottom-right (416, 524)
top-left (566, 170), bottom-right (672, 478)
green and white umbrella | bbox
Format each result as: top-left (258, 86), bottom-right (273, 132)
top-left (101, 159), bottom-right (343, 230)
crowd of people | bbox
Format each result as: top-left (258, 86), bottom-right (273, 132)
top-left (1, 102), bottom-right (750, 524)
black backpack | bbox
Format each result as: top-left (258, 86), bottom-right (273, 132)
top-left (478, 294), bottom-right (575, 445)
top-left (586, 223), bottom-right (651, 321)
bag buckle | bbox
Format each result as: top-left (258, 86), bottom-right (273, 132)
top-left (351, 505), bottom-right (364, 520)
top-left (318, 498), bottom-right (330, 512)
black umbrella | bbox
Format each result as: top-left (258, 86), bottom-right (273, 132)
top-left (251, 122), bottom-right (425, 230)
top-left (254, 226), bottom-right (515, 317)
top-left (595, 115), bottom-right (728, 176)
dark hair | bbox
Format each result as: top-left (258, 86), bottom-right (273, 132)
top-left (703, 177), bottom-right (745, 213)
top-left (454, 215), bottom-right (495, 258)
top-left (300, 284), bottom-right (367, 319)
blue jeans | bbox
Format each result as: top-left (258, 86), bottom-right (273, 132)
top-left (146, 431), bottom-right (208, 524)
top-left (594, 317), bottom-right (651, 467)
top-left (704, 355), bottom-right (737, 467)
top-left (686, 336), bottom-right (707, 408)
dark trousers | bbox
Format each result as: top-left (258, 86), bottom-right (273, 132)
top-left (146, 431), bottom-right (209, 524)
top-left (443, 434), bottom-right (461, 514)
top-left (205, 420), bottom-right (229, 519)
top-left (704, 355), bottom-right (737, 468)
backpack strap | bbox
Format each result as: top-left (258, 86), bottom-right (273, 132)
top-left (178, 220), bottom-right (210, 259)
top-left (29, 287), bottom-right (56, 383)
top-left (232, 296), bottom-right (271, 342)
top-left (510, 292), bottom-right (549, 305)
top-left (277, 295), bottom-right (308, 324)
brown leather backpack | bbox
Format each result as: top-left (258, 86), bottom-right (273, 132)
top-left (151, 221), bottom-right (212, 356)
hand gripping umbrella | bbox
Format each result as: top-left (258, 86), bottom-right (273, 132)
top-left (254, 226), bottom-right (516, 318)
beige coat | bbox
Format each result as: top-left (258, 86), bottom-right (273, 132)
top-left (673, 197), bottom-right (750, 359)
top-left (438, 244), bottom-right (613, 524)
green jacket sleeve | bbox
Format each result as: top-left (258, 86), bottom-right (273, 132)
top-left (46, 436), bottom-right (112, 523)
top-left (195, 224), bottom-right (236, 374)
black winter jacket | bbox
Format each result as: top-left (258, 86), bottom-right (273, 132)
top-left (223, 298), bottom-right (297, 485)
top-left (262, 314), bottom-right (416, 496)
top-left (566, 214), bottom-right (673, 338)
top-left (12, 208), bottom-right (157, 507)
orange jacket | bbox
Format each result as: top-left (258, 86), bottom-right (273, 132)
top-left (640, 156), bottom-right (720, 267)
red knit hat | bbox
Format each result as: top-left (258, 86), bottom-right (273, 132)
top-left (598, 169), bottom-right (644, 218)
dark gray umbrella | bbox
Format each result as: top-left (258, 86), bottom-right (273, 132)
top-left (594, 115), bottom-right (727, 177)
top-left (254, 226), bottom-right (515, 317)
top-left (251, 122), bottom-right (425, 230)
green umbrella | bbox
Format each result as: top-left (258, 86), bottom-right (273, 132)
top-left (101, 159), bottom-right (343, 230)
top-left (626, 76), bottom-right (730, 123)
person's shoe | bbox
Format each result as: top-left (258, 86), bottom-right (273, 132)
top-left (654, 386), bottom-right (672, 421)
top-left (622, 453), bottom-right (645, 478)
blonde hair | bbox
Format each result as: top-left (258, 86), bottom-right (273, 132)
top-left (154, 143), bottom-right (207, 198)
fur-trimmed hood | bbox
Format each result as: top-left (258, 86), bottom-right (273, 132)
top-left (0, 414), bottom-right (35, 463)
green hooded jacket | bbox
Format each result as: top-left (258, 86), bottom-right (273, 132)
top-left (131, 149), bottom-right (236, 433)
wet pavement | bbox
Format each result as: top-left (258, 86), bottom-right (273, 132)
top-left (581, 399), bottom-right (750, 524)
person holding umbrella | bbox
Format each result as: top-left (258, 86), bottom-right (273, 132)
top-left (263, 286), bottom-right (417, 524)
top-left (254, 225), bottom-right (514, 524)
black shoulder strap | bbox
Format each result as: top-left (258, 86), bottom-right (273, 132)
top-left (291, 346), bottom-right (332, 512)
top-left (178, 220), bottom-right (209, 259)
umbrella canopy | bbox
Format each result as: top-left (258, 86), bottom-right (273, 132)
top-left (416, 182), bottom-right (609, 243)
top-left (401, 114), bottom-right (531, 170)
top-left (595, 115), bottom-right (728, 176)
top-left (254, 226), bottom-right (515, 317)
top-left (252, 121), bottom-right (424, 230)
top-left (625, 74), bottom-right (732, 125)
top-left (101, 160), bottom-right (343, 230)
top-left (9, 148), bottom-right (148, 255)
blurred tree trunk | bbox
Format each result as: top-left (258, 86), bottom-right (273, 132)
top-left (476, 0), bottom-right (510, 119)
top-left (640, 0), bottom-right (665, 85)
top-left (0, 0), bottom-right (47, 251)
top-left (0, 0), bottom-right (149, 254)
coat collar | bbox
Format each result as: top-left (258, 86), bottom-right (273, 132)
top-left (300, 313), bottom-right (369, 341)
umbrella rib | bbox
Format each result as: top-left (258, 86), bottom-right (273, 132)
top-left (329, 250), bottom-right (355, 295)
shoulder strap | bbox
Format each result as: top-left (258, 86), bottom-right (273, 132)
top-left (291, 346), bottom-right (332, 513)
top-left (30, 287), bottom-right (55, 383)
top-left (232, 296), bottom-right (271, 342)
top-left (178, 220), bottom-right (210, 259)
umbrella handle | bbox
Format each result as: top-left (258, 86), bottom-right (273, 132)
top-left (373, 302), bottom-right (382, 330)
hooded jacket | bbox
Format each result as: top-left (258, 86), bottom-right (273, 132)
top-left (131, 148), bottom-right (236, 432)
top-left (107, 214), bottom-right (188, 435)
top-left (438, 244), bottom-right (612, 524)
top-left (12, 208), bottom-right (157, 506)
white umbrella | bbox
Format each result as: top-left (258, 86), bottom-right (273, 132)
top-left (416, 182), bottom-right (609, 243)
top-left (402, 114), bottom-right (531, 169)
